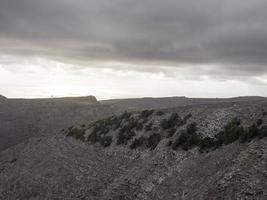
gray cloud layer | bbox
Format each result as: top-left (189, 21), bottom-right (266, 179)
top-left (1, 0), bottom-right (267, 76)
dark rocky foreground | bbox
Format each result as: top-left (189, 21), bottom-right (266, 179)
top-left (0, 96), bottom-right (267, 199)
top-left (0, 135), bottom-right (266, 200)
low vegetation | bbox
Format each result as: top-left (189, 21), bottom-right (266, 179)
top-left (168, 117), bottom-right (267, 152)
top-left (160, 113), bottom-right (192, 130)
top-left (161, 113), bottom-right (182, 130)
top-left (66, 127), bottom-right (85, 141)
top-left (140, 110), bottom-right (154, 118)
top-left (100, 136), bottom-right (113, 148)
top-left (171, 122), bottom-right (200, 150)
top-left (156, 111), bottom-right (165, 116)
top-left (167, 128), bottom-right (176, 138)
top-left (239, 124), bottom-right (267, 142)
top-left (199, 118), bottom-right (267, 152)
top-left (130, 134), bottom-right (162, 150)
top-left (144, 122), bottom-right (153, 132)
top-left (130, 136), bottom-right (146, 149)
top-left (65, 110), bottom-right (266, 153)
top-left (146, 133), bottom-right (162, 150)
top-left (117, 130), bottom-right (135, 145)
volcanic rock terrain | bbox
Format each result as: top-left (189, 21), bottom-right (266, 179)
top-left (0, 96), bottom-right (266, 199)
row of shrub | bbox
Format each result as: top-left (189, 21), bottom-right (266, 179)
top-left (66, 127), bottom-right (86, 141)
top-left (66, 125), bottom-right (113, 148)
top-left (66, 115), bottom-right (267, 152)
top-left (66, 110), bottom-right (156, 148)
top-left (84, 116), bottom-right (120, 148)
top-left (166, 118), bottom-right (267, 152)
top-left (66, 126), bottom-right (113, 148)
top-left (199, 118), bottom-right (266, 152)
top-left (86, 133), bottom-right (113, 148)
top-left (65, 111), bottom-right (193, 150)
top-left (86, 110), bottom-right (184, 143)
top-left (89, 113), bottom-right (129, 134)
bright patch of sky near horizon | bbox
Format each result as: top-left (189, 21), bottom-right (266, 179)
top-left (0, 57), bottom-right (266, 99)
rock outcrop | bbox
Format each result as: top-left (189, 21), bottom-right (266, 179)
top-left (0, 94), bottom-right (7, 101)
top-left (48, 95), bottom-right (99, 104)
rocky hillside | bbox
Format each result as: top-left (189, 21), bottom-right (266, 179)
top-left (1, 95), bottom-right (265, 152)
top-left (0, 96), bottom-right (112, 152)
top-left (0, 98), bottom-right (267, 199)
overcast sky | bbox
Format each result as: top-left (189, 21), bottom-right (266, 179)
top-left (0, 0), bottom-right (267, 99)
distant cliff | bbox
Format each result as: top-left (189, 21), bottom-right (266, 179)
top-left (0, 94), bottom-right (7, 101)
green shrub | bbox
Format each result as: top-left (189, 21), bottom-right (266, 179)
top-left (91, 121), bottom-right (110, 136)
top-left (67, 126), bottom-right (73, 132)
top-left (248, 123), bottom-right (260, 138)
top-left (145, 122), bottom-right (153, 132)
top-left (239, 131), bottom-right (249, 143)
top-left (167, 128), bottom-right (176, 138)
top-left (259, 126), bottom-right (267, 138)
top-left (156, 111), bottom-right (164, 116)
top-left (100, 136), bottom-right (112, 147)
top-left (117, 130), bottom-right (135, 145)
top-left (146, 133), bottom-right (162, 150)
top-left (107, 116), bottom-right (122, 130)
top-left (119, 118), bottom-right (138, 134)
top-left (140, 110), bottom-right (154, 118)
top-left (183, 133), bottom-right (200, 150)
top-left (130, 136), bottom-right (146, 149)
top-left (183, 113), bottom-right (192, 122)
top-left (220, 117), bottom-right (244, 144)
top-left (109, 115), bottom-right (118, 124)
top-left (239, 124), bottom-right (267, 141)
top-left (257, 119), bottom-right (263, 126)
top-left (161, 119), bottom-right (171, 130)
top-left (113, 119), bottom-right (122, 130)
top-left (240, 124), bottom-right (259, 143)
top-left (66, 127), bottom-right (85, 141)
top-left (199, 137), bottom-right (216, 151)
top-left (171, 130), bottom-right (187, 150)
top-left (87, 131), bottom-right (99, 143)
top-left (136, 121), bottom-right (144, 131)
top-left (186, 122), bottom-right (197, 135)
top-left (172, 123), bottom-right (199, 150)
top-left (214, 131), bottom-right (225, 147)
top-left (121, 111), bottom-right (132, 120)
top-left (167, 140), bottom-right (173, 146)
top-left (161, 113), bottom-right (183, 130)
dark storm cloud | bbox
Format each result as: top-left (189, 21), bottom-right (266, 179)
top-left (0, 0), bottom-right (267, 76)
